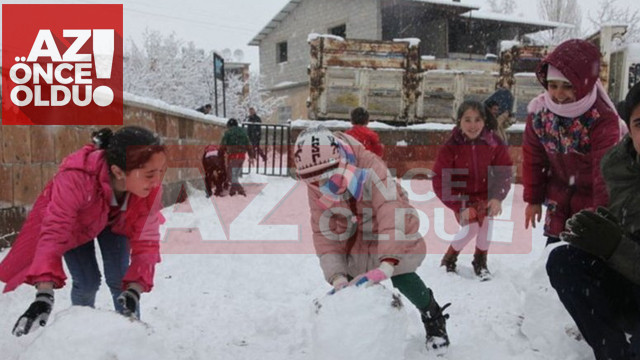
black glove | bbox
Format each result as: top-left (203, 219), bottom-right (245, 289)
top-left (561, 207), bottom-right (622, 259)
top-left (117, 288), bottom-right (140, 318)
top-left (12, 289), bottom-right (54, 337)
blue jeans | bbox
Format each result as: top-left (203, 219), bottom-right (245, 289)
top-left (64, 227), bottom-right (139, 316)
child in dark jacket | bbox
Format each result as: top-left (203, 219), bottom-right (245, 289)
top-left (221, 118), bottom-right (255, 196)
top-left (548, 81), bottom-right (640, 360)
top-left (432, 100), bottom-right (513, 280)
top-left (345, 107), bottom-right (384, 157)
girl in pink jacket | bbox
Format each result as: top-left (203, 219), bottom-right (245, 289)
top-left (0, 126), bottom-right (166, 336)
top-left (294, 126), bottom-right (450, 354)
top-left (432, 100), bottom-right (513, 280)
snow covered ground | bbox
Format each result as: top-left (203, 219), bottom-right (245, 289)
top-left (0, 174), bottom-right (594, 360)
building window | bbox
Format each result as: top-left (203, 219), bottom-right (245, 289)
top-left (329, 24), bottom-right (346, 38)
top-left (277, 42), bottom-right (288, 63)
top-left (278, 106), bottom-right (292, 123)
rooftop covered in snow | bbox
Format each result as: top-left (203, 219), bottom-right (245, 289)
top-left (248, 0), bottom-right (478, 46)
top-left (459, 10), bottom-right (574, 33)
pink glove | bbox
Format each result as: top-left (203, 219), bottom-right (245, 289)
top-left (350, 261), bottom-right (395, 287)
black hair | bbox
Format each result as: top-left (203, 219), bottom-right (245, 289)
top-left (227, 118), bottom-right (239, 127)
top-left (616, 100), bottom-right (627, 124)
top-left (350, 107), bottom-right (369, 125)
top-left (456, 100), bottom-right (491, 128)
top-left (624, 81), bottom-right (640, 127)
top-left (483, 105), bottom-right (499, 131)
top-left (92, 126), bottom-right (165, 172)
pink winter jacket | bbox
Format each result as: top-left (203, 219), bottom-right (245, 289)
top-left (307, 132), bottom-right (426, 284)
top-left (0, 144), bottom-right (164, 293)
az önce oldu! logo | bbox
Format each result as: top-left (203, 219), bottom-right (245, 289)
top-left (1, 4), bottom-right (123, 125)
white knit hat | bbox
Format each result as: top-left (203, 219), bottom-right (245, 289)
top-left (294, 126), bottom-right (342, 182)
top-left (546, 65), bottom-right (570, 83)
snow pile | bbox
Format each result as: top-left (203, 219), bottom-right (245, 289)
top-left (19, 307), bottom-right (170, 360)
top-left (312, 285), bottom-right (407, 360)
top-left (519, 244), bottom-right (592, 359)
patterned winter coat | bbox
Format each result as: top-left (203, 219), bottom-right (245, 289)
top-left (345, 125), bottom-right (384, 157)
top-left (523, 40), bottom-right (624, 237)
top-left (523, 99), bottom-right (622, 236)
top-left (0, 145), bottom-right (164, 293)
top-left (221, 126), bottom-right (253, 160)
top-left (432, 127), bottom-right (513, 220)
top-left (307, 132), bottom-right (425, 284)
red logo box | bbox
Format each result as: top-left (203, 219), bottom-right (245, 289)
top-left (2, 4), bottom-right (123, 125)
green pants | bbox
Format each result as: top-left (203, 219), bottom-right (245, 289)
top-left (391, 272), bottom-right (431, 310)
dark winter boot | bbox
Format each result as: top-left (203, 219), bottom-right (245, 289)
top-left (440, 246), bottom-right (459, 273)
top-left (472, 249), bottom-right (492, 281)
top-left (421, 289), bottom-right (451, 354)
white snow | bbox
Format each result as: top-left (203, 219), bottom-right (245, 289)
top-left (124, 92), bottom-right (228, 126)
top-left (393, 38), bottom-right (421, 48)
top-left (459, 10), bottom-right (573, 28)
top-left (313, 286), bottom-right (407, 360)
top-left (307, 33), bottom-right (345, 42)
top-left (500, 40), bottom-right (521, 53)
top-left (0, 177), bottom-right (593, 360)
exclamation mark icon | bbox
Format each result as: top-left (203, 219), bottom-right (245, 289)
top-left (92, 29), bottom-right (114, 107)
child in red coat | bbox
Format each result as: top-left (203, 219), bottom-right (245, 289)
top-left (523, 39), bottom-right (625, 243)
top-left (345, 107), bottom-right (384, 157)
top-left (432, 100), bottom-right (513, 279)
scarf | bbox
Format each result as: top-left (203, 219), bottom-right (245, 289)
top-left (542, 79), bottom-right (618, 119)
top-left (315, 139), bottom-right (370, 210)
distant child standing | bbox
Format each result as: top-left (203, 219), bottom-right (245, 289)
top-left (432, 100), bottom-right (513, 280)
top-left (484, 88), bottom-right (515, 144)
top-left (345, 107), bottom-right (384, 157)
top-left (221, 118), bottom-right (255, 196)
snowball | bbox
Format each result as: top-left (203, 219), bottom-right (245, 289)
top-left (312, 285), bottom-right (407, 360)
top-left (19, 307), bottom-right (171, 360)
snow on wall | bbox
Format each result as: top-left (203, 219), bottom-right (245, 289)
top-left (307, 33), bottom-right (345, 42)
top-left (124, 92), bottom-right (228, 127)
top-left (393, 38), bottom-right (421, 47)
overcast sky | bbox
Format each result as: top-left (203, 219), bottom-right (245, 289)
top-left (1, 0), bottom-right (639, 72)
